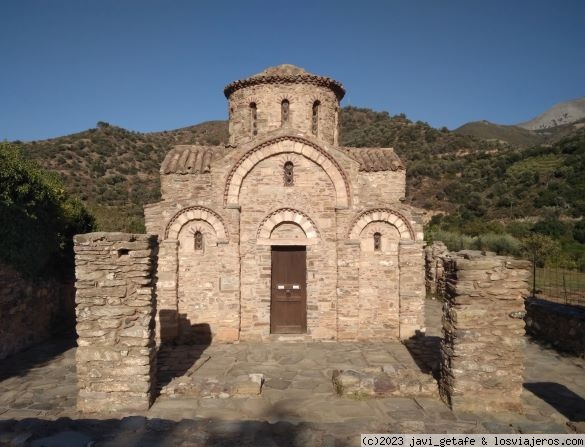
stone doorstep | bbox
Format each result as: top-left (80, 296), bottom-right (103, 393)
top-left (332, 366), bottom-right (438, 398)
top-left (160, 373), bottom-right (265, 398)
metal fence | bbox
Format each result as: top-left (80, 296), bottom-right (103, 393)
top-left (531, 265), bottom-right (585, 308)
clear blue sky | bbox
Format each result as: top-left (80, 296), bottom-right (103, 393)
top-left (1, 0), bottom-right (584, 141)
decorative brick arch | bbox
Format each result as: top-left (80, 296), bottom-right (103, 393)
top-left (348, 208), bottom-right (415, 240)
top-left (224, 136), bottom-right (351, 208)
top-left (257, 208), bottom-right (320, 240)
top-left (165, 206), bottom-right (228, 242)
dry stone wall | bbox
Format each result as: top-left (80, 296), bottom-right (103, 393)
top-left (74, 232), bottom-right (157, 413)
top-left (438, 250), bottom-right (530, 413)
top-left (424, 241), bottom-right (449, 298)
top-left (0, 263), bottom-right (74, 360)
top-left (525, 298), bottom-right (585, 358)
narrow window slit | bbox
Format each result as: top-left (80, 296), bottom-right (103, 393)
top-left (194, 231), bottom-right (204, 251)
top-left (281, 99), bottom-right (289, 126)
top-left (311, 100), bottom-right (320, 135)
top-left (250, 102), bottom-right (257, 136)
top-left (284, 161), bottom-right (294, 187)
top-left (374, 232), bottom-right (382, 251)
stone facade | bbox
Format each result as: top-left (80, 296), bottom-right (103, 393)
top-left (74, 233), bottom-right (157, 412)
top-left (0, 262), bottom-right (74, 360)
top-left (437, 250), bottom-right (530, 413)
top-left (144, 64), bottom-right (426, 344)
top-left (525, 298), bottom-right (585, 358)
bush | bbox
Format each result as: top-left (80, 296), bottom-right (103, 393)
top-left (426, 229), bottom-right (475, 252)
top-left (473, 233), bottom-right (522, 256)
top-left (0, 143), bottom-right (95, 278)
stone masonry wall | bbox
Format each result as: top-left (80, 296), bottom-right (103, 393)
top-left (439, 251), bottom-right (530, 413)
top-left (74, 233), bottom-right (157, 413)
top-left (424, 241), bottom-right (449, 298)
top-left (228, 83), bottom-right (339, 146)
top-left (0, 263), bottom-right (74, 360)
top-left (239, 153), bottom-right (338, 340)
top-left (525, 298), bottom-right (585, 358)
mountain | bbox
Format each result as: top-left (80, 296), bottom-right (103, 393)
top-left (455, 103), bottom-right (585, 147)
top-left (454, 120), bottom-right (545, 147)
top-left (518, 97), bottom-right (585, 130)
top-left (13, 106), bottom-right (585, 233)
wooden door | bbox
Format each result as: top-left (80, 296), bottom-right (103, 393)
top-left (271, 246), bottom-right (307, 334)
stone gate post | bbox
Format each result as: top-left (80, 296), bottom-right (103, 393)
top-left (74, 232), bottom-right (158, 413)
top-left (439, 251), bottom-right (530, 413)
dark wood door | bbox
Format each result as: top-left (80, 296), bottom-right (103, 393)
top-left (271, 246), bottom-right (307, 334)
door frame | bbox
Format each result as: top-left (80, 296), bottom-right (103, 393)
top-left (270, 245), bottom-right (308, 334)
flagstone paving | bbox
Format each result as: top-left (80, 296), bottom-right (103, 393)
top-left (0, 299), bottom-right (584, 446)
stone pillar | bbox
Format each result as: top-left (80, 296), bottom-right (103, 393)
top-left (398, 240), bottom-right (425, 339)
top-left (156, 239), bottom-right (179, 345)
top-left (424, 241), bottom-right (448, 298)
top-left (336, 241), bottom-right (360, 340)
top-left (439, 251), bottom-right (530, 413)
top-left (74, 232), bottom-right (158, 413)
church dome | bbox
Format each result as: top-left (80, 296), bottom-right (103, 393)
top-left (224, 64), bottom-right (345, 100)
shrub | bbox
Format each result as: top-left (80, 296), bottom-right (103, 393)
top-left (0, 143), bottom-right (95, 278)
top-left (473, 233), bottom-right (522, 256)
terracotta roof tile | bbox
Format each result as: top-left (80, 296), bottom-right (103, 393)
top-left (341, 147), bottom-right (405, 172)
top-left (161, 145), bottom-right (222, 175)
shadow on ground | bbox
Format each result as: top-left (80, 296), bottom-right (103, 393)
top-left (155, 313), bottom-right (212, 395)
top-left (0, 337), bottom-right (76, 382)
top-left (403, 334), bottom-right (442, 378)
top-left (524, 382), bottom-right (585, 422)
top-left (0, 416), bottom-right (353, 447)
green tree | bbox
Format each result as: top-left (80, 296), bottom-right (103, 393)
top-left (0, 143), bottom-right (95, 277)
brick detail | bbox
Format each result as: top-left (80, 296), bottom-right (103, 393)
top-left (224, 136), bottom-right (351, 208)
top-left (257, 208), bottom-right (320, 240)
top-left (165, 206), bottom-right (228, 242)
top-left (348, 208), bottom-right (416, 240)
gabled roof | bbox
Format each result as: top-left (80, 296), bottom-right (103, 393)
top-left (341, 147), bottom-right (405, 172)
top-left (161, 145), bottom-right (223, 175)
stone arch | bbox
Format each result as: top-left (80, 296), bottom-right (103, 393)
top-left (348, 208), bottom-right (415, 240)
top-left (224, 136), bottom-right (351, 208)
top-left (257, 208), bottom-right (320, 240)
top-left (165, 206), bottom-right (229, 242)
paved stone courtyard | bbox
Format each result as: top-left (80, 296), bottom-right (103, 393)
top-left (1, 300), bottom-right (584, 446)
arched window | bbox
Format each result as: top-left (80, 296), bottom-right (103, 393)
top-left (281, 99), bottom-right (289, 125)
top-left (374, 232), bottom-right (382, 251)
top-left (194, 231), bottom-right (204, 251)
top-left (250, 102), bottom-right (257, 136)
top-left (283, 161), bottom-right (294, 187)
top-left (311, 100), bottom-right (320, 135)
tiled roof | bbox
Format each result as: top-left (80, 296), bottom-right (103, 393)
top-left (161, 145), bottom-right (219, 175)
top-left (224, 64), bottom-right (345, 100)
top-left (342, 147), bottom-right (405, 172)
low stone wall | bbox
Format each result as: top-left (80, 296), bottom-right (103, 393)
top-left (525, 298), bottom-right (585, 358)
top-left (74, 232), bottom-right (158, 413)
top-left (438, 250), bottom-right (530, 413)
top-left (0, 263), bottom-right (74, 360)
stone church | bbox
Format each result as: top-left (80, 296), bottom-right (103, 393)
top-left (144, 65), bottom-right (425, 344)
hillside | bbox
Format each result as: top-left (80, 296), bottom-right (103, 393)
top-left (454, 96), bottom-right (585, 146)
top-left (20, 120), bottom-right (228, 231)
top-left (518, 97), bottom-right (585, 130)
top-left (15, 106), bottom-right (585, 234)
top-left (454, 120), bottom-right (545, 147)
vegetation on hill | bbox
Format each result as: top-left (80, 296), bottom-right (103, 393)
top-left (0, 143), bottom-right (95, 278)
top-left (13, 106), bottom-right (585, 268)
top-left (454, 117), bottom-right (585, 147)
top-left (454, 121), bottom-right (545, 147)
